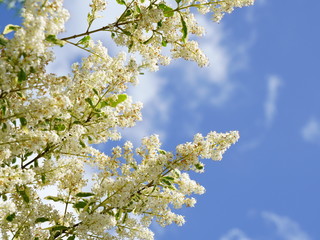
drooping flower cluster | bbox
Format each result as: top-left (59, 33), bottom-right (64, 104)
top-left (0, 0), bottom-right (252, 239)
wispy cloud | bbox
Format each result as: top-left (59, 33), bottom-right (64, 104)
top-left (262, 211), bottom-right (312, 240)
top-left (122, 72), bottom-right (172, 144)
top-left (219, 228), bottom-right (252, 240)
top-left (301, 118), bottom-right (320, 144)
top-left (264, 75), bottom-right (282, 126)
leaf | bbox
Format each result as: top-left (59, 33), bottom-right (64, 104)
top-left (92, 88), bottom-right (99, 95)
top-left (175, 0), bottom-right (181, 4)
top-left (49, 225), bottom-right (68, 231)
top-left (85, 97), bottom-right (94, 108)
top-left (19, 117), bottom-right (27, 126)
top-left (67, 236), bottom-right (76, 240)
top-left (6, 213), bottom-right (16, 222)
top-left (159, 150), bottom-right (166, 155)
top-left (116, 0), bottom-right (125, 4)
top-left (75, 192), bottom-right (95, 197)
top-left (35, 217), bottom-right (50, 223)
top-left (79, 140), bottom-right (86, 148)
top-left (180, 15), bottom-right (188, 42)
top-left (143, 35), bottom-right (153, 44)
top-left (3, 24), bottom-right (21, 35)
top-left (1, 105), bottom-right (6, 115)
top-left (53, 124), bottom-right (65, 131)
top-left (162, 176), bottom-right (174, 181)
top-left (109, 94), bottom-right (127, 107)
top-left (2, 122), bottom-right (7, 131)
top-left (17, 69), bottom-right (27, 83)
top-left (45, 196), bottom-right (64, 202)
top-left (195, 163), bottom-right (204, 170)
top-left (77, 35), bottom-right (91, 47)
top-left (161, 38), bottom-right (168, 47)
top-left (45, 35), bottom-right (64, 47)
top-left (158, 3), bottom-right (174, 17)
top-left (17, 188), bottom-right (30, 203)
top-left (0, 36), bottom-right (8, 46)
top-left (73, 201), bottom-right (87, 209)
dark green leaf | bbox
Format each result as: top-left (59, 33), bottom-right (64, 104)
top-left (1, 105), bottom-right (6, 115)
top-left (180, 15), bottom-right (187, 42)
top-left (53, 124), bottom-right (65, 131)
top-left (44, 196), bottom-right (64, 202)
top-left (2, 122), bottom-right (7, 131)
top-left (6, 213), bottom-right (16, 222)
top-left (75, 192), bottom-right (95, 197)
top-left (35, 217), bottom-right (50, 223)
top-left (195, 163), bottom-right (204, 170)
top-left (73, 201), bottom-right (87, 209)
top-left (0, 36), bottom-right (8, 46)
top-left (49, 225), bottom-right (68, 231)
top-left (162, 176), bottom-right (174, 181)
top-left (159, 150), bottom-right (166, 155)
top-left (67, 236), bottom-right (76, 240)
top-left (41, 173), bottom-right (46, 184)
top-left (92, 88), bottom-right (99, 95)
top-left (17, 69), bottom-right (27, 83)
top-left (19, 117), bottom-right (27, 126)
top-left (85, 97), bottom-right (94, 108)
top-left (175, 0), bottom-right (181, 4)
top-left (79, 140), bottom-right (86, 148)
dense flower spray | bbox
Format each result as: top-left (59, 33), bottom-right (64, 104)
top-left (0, 0), bottom-right (253, 239)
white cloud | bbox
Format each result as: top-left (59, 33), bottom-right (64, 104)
top-left (219, 228), bottom-right (252, 240)
top-left (264, 75), bottom-right (282, 126)
top-left (301, 118), bottom-right (320, 144)
top-left (122, 72), bottom-right (172, 145)
top-left (262, 211), bottom-right (312, 240)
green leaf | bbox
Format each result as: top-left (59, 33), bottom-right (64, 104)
top-left (19, 117), bottom-right (27, 126)
top-left (6, 213), bottom-right (16, 222)
top-left (85, 97), bottom-right (94, 108)
top-left (158, 3), bottom-right (174, 17)
top-left (67, 236), bottom-right (76, 240)
top-left (2, 122), bottom-right (7, 131)
top-left (159, 150), bottom-right (166, 155)
top-left (180, 15), bottom-right (188, 42)
top-left (116, 0), bottom-right (125, 4)
top-left (75, 192), bottom-right (95, 197)
top-left (195, 163), bottom-right (204, 170)
top-left (45, 35), bottom-right (64, 47)
top-left (3, 24), bottom-right (21, 35)
top-left (53, 124), bottom-right (65, 131)
top-left (109, 94), bottom-right (127, 107)
top-left (1, 105), bottom-right (6, 115)
top-left (161, 38), bottom-right (168, 47)
top-left (92, 88), bottom-right (99, 95)
top-left (162, 176), bottom-right (174, 181)
top-left (35, 217), bottom-right (50, 223)
top-left (175, 0), bottom-right (181, 4)
top-left (16, 187), bottom-right (30, 203)
top-left (73, 201), bottom-right (87, 209)
top-left (45, 196), bottom-right (64, 202)
top-left (121, 29), bottom-right (131, 36)
top-left (41, 173), bottom-right (46, 184)
top-left (77, 35), bottom-right (91, 47)
top-left (17, 69), bottom-right (27, 83)
top-left (49, 225), bottom-right (68, 231)
top-left (79, 140), bottom-right (86, 148)
top-left (143, 35), bottom-right (153, 44)
top-left (0, 35), bottom-right (8, 46)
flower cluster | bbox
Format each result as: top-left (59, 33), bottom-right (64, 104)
top-left (0, 0), bottom-right (251, 239)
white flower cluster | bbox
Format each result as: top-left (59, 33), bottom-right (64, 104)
top-left (0, 0), bottom-right (251, 239)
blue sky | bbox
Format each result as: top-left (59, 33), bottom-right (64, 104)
top-left (1, 0), bottom-right (320, 239)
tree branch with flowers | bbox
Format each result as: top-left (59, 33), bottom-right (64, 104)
top-left (0, 0), bottom-right (253, 239)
